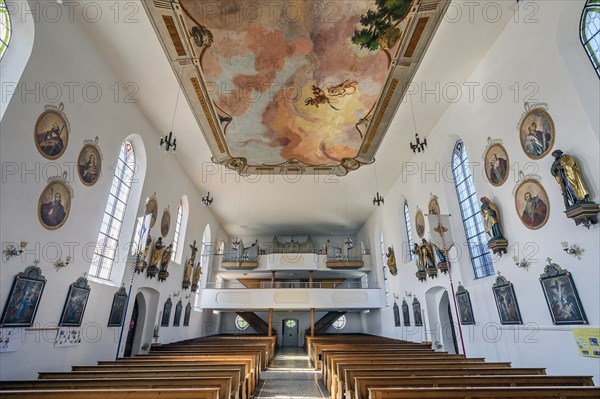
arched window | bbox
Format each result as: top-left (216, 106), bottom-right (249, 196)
top-left (403, 200), bottom-right (415, 261)
top-left (0, 0), bottom-right (11, 60)
top-left (170, 199), bottom-right (184, 262)
top-left (380, 232), bottom-right (390, 307)
top-left (332, 315), bottom-right (346, 330)
top-left (452, 140), bottom-right (494, 278)
top-left (89, 141), bottom-right (136, 280)
top-left (580, 0), bottom-right (600, 77)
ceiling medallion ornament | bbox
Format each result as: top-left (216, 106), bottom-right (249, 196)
top-left (143, 0), bottom-right (450, 175)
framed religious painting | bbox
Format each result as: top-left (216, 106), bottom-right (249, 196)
top-left (183, 302), bottom-right (192, 327)
top-left (0, 265), bottom-right (46, 327)
top-left (107, 286), bottom-right (128, 327)
top-left (161, 297), bottom-right (172, 327)
top-left (492, 275), bottom-right (523, 325)
top-left (77, 137), bottom-right (102, 186)
top-left (145, 194), bottom-right (158, 229)
top-left (415, 208), bottom-right (425, 238)
top-left (518, 104), bottom-right (555, 160)
top-left (483, 139), bottom-right (510, 187)
top-left (456, 283), bottom-right (475, 325)
top-left (38, 173), bottom-right (73, 230)
top-left (59, 277), bottom-right (90, 327)
top-left (160, 207), bottom-right (170, 238)
top-left (173, 299), bottom-right (183, 327)
top-left (402, 299), bottom-right (410, 326)
top-left (514, 178), bottom-right (550, 230)
top-left (393, 301), bottom-right (401, 327)
top-left (412, 297), bottom-right (423, 327)
top-left (539, 260), bottom-right (587, 325)
top-left (428, 195), bottom-right (440, 215)
top-left (34, 103), bottom-right (69, 160)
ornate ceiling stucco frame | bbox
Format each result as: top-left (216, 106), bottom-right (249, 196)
top-left (142, 0), bottom-right (450, 175)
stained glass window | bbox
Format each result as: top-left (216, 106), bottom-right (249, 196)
top-left (581, 0), bottom-right (600, 77)
top-left (0, 0), bottom-right (11, 60)
top-left (452, 140), bottom-right (494, 278)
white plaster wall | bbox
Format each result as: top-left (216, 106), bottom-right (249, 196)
top-left (0, 1), bottom-right (227, 379)
top-left (357, 0), bottom-right (600, 383)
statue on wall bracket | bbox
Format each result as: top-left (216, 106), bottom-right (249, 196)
top-left (158, 243), bottom-right (173, 282)
top-left (480, 197), bottom-right (508, 256)
top-left (550, 150), bottom-right (599, 228)
top-left (432, 243), bottom-right (449, 274)
top-left (386, 246), bottom-right (397, 276)
top-left (147, 237), bottom-right (164, 279)
top-left (182, 240), bottom-right (198, 290)
top-left (412, 243), bottom-right (427, 282)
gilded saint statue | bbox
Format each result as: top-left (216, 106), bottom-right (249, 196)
top-left (386, 247), bottom-right (397, 276)
top-left (182, 240), bottom-right (198, 290)
top-left (147, 236), bottom-right (164, 279)
top-left (191, 262), bottom-right (202, 293)
top-left (551, 150), bottom-right (592, 209)
top-left (480, 197), bottom-right (504, 240)
top-left (158, 243), bottom-right (173, 282)
top-left (420, 238), bottom-right (436, 270)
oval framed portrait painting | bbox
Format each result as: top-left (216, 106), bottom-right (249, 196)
top-left (38, 181), bottom-right (71, 230)
top-left (77, 143), bottom-right (102, 186)
top-left (160, 208), bottom-right (170, 238)
top-left (484, 143), bottom-right (510, 187)
top-left (145, 196), bottom-right (158, 228)
top-left (428, 197), bottom-right (440, 215)
top-left (515, 179), bottom-right (550, 230)
top-left (34, 105), bottom-right (69, 160)
top-left (519, 108), bottom-right (554, 160)
top-left (415, 209), bottom-right (425, 238)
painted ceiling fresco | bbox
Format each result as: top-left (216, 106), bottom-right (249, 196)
top-left (144, 0), bottom-right (449, 175)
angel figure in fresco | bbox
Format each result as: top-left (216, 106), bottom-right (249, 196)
top-left (305, 85), bottom-right (339, 111)
top-left (326, 80), bottom-right (358, 97)
top-left (480, 197), bottom-right (504, 240)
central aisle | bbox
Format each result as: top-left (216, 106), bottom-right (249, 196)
top-left (255, 347), bottom-right (327, 399)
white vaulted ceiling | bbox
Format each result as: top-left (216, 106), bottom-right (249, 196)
top-left (74, 0), bottom-right (513, 237)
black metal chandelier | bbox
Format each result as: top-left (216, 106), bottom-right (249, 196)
top-left (201, 192), bottom-right (213, 206)
top-left (373, 192), bottom-right (384, 206)
top-left (409, 133), bottom-right (427, 153)
top-left (160, 131), bottom-right (177, 153)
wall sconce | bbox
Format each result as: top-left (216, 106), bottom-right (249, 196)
top-left (160, 131), bottom-right (177, 153)
top-left (405, 291), bottom-right (412, 297)
top-left (173, 291), bottom-right (180, 297)
top-left (202, 192), bottom-right (213, 206)
top-left (3, 241), bottom-right (27, 261)
top-left (393, 293), bottom-right (399, 300)
top-left (561, 241), bottom-right (584, 260)
top-left (512, 256), bottom-right (530, 271)
top-left (184, 294), bottom-right (191, 300)
top-left (54, 256), bottom-right (72, 271)
top-left (409, 133), bottom-right (427, 153)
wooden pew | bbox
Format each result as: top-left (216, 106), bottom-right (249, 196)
top-left (367, 386), bottom-right (600, 399)
top-left (353, 375), bottom-right (595, 399)
top-left (0, 376), bottom-right (233, 399)
top-left (343, 367), bottom-right (548, 399)
top-left (0, 387), bottom-right (221, 398)
top-left (329, 358), bottom-right (512, 397)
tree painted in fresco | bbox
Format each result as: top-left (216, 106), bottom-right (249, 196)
top-left (351, 0), bottom-right (412, 65)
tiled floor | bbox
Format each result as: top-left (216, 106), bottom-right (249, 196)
top-left (255, 347), bottom-right (327, 398)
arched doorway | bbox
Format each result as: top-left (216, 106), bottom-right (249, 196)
top-left (282, 319), bottom-right (299, 347)
top-left (425, 286), bottom-right (459, 354)
top-left (124, 298), bottom-right (139, 357)
top-left (439, 291), bottom-right (458, 354)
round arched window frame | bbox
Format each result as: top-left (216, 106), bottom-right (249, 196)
top-left (0, 0), bottom-right (12, 60)
top-left (332, 315), bottom-right (346, 330)
top-left (235, 315), bottom-right (249, 330)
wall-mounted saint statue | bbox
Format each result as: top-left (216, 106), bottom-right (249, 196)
top-left (182, 240), bottom-right (198, 290)
top-left (386, 246), bottom-right (397, 276)
top-left (158, 243), bottom-right (173, 282)
top-left (147, 237), bottom-right (164, 279)
top-left (481, 197), bottom-right (508, 255)
top-left (550, 150), bottom-right (599, 228)
top-left (135, 232), bottom-right (152, 274)
top-left (191, 261), bottom-right (202, 293)
top-left (412, 243), bottom-right (426, 282)
top-left (432, 244), bottom-right (449, 274)
top-left (420, 238), bottom-right (437, 279)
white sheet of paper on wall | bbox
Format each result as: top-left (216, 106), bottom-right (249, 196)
top-left (54, 327), bottom-right (83, 348)
top-left (0, 328), bottom-right (22, 353)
